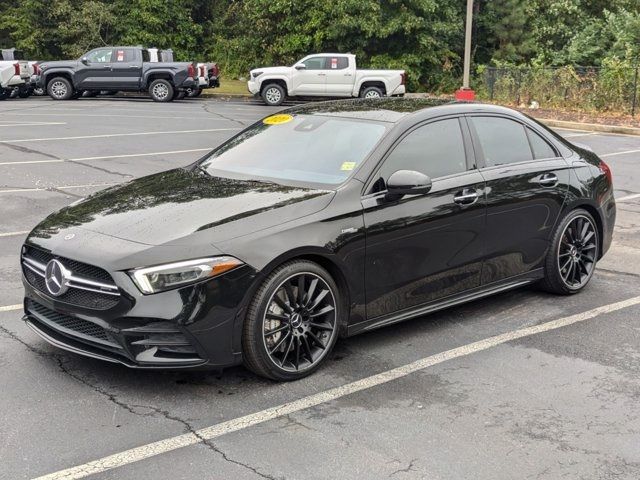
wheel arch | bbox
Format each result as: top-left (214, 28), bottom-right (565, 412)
top-left (358, 80), bottom-right (387, 96)
top-left (144, 72), bottom-right (174, 88)
top-left (260, 78), bottom-right (289, 96)
top-left (562, 199), bottom-right (605, 260)
top-left (44, 70), bottom-right (74, 88)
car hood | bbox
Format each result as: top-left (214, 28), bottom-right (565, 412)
top-left (251, 66), bottom-right (292, 76)
top-left (27, 169), bottom-right (335, 251)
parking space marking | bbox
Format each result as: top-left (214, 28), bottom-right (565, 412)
top-left (0, 121), bottom-right (67, 127)
top-left (601, 149), bottom-right (640, 158)
top-left (0, 304), bottom-right (22, 312)
top-left (0, 230), bottom-right (29, 237)
top-left (33, 294), bottom-right (640, 480)
top-left (2, 112), bottom-right (237, 121)
top-left (0, 183), bottom-right (118, 194)
top-left (618, 193), bottom-right (640, 202)
top-left (0, 148), bottom-right (213, 166)
top-left (0, 128), bottom-right (240, 144)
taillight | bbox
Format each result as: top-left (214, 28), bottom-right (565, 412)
top-left (14, 62), bottom-right (20, 75)
top-left (199, 65), bottom-right (205, 77)
top-left (599, 159), bottom-right (613, 184)
top-left (187, 63), bottom-right (195, 78)
top-left (211, 63), bottom-right (219, 76)
top-left (400, 72), bottom-right (406, 85)
top-left (33, 64), bottom-right (41, 75)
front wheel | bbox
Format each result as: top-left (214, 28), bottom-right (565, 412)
top-left (148, 79), bottom-right (174, 102)
top-left (261, 83), bottom-right (286, 106)
top-left (47, 77), bottom-right (74, 100)
top-left (243, 261), bottom-right (341, 381)
top-left (540, 209), bottom-right (599, 295)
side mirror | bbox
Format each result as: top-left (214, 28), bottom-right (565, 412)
top-left (294, 64), bottom-right (306, 70)
top-left (81, 57), bottom-right (89, 65)
top-left (386, 170), bottom-right (432, 199)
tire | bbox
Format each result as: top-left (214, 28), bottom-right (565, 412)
top-left (0, 89), bottom-right (7, 100)
top-left (18, 89), bottom-right (31, 98)
top-left (33, 87), bottom-right (45, 96)
top-left (9, 87), bottom-right (19, 98)
top-left (540, 208), bottom-right (599, 295)
top-left (47, 77), bottom-right (74, 100)
top-left (188, 87), bottom-right (203, 98)
top-left (360, 86), bottom-right (384, 99)
top-left (243, 260), bottom-right (341, 381)
top-left (148, 79), bottom-right (174, 102)
top-left (261, 83), bottom-right (286, 106)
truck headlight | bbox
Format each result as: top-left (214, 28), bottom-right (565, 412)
top-left (129, 256), bottom-right (243, 294)
top-left (251, 71), bottom-right (263, 79)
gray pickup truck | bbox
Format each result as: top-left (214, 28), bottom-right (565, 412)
top-left (36, 46), bottom-right (198, 102)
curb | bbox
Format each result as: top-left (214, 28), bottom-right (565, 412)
top-left (535, 118), bottom-right (640, 136)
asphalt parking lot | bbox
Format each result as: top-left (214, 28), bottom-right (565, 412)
top-left (1, 96), bottom-right (639, 480)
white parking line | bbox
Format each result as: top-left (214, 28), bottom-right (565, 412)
top-left (0, 230), bottom-right (29, 237)
top-left (2, 112), bottom-right (236, 121)
top-left (0, 122), bottom-right (67, 127)
top-left (618, 193), bottom-right (640, 202)
top-left (0, 128), bottom-right (240, 144)
top-left (0, 148), bottom-right (212, 166)
top-left (0, 183), bottom-right (117, 194)
top-left (33, 295), bottom-right (640, 480)
top-left (0, 304), bottom-right (22, 312)
top-left (601, 149), bottom-right (640, 158)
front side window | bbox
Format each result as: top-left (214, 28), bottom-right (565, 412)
top-left (200, 114), bottom-right (387, 186)
top-left (471, 117), bottom-right (533, 166)
top-left (86, 49), bottom-right (113, 63)
top-left (377, 118), bottom-right (468, 187)
top-left (301, 57), bottom-right (326, 70)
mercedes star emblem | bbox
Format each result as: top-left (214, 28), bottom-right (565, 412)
top-left (44, 259), bottom-right (70, 297)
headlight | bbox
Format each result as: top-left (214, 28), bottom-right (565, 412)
top-left (129, 256), bottom-right (243, 294)
top-left (251, 71), bottom-right (263, 79)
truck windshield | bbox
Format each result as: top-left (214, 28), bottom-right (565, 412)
top-left (199, 114), bottom-right (387, 186)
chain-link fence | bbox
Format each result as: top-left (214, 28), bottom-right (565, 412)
top-left (477, 64), bottom-right (640, 116)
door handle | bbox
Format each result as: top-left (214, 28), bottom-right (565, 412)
top-left (453, 188), bottom-right (479, 205)
top-left (317, 73), bottom-right (326, 76)
top-left (344, 73), bottom-right (353, 76)
top-left (538, 173), bottom-right (558, 187)
top-left (128, 65), bottom-right (139, 68)
top-left (101, 65), bottom-right (111, 69)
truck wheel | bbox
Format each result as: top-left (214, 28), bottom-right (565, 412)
top-left (188, 88), bottom-right (203, 98)
top-left (360, 86), bottom-right (384, 99)
top-left (18, 88), bottom-right (31, 98)
top-left (47, 77), bottom-right (74, 100)
top-left (33, 87), bottom-right (45, 96)
top-left (149, 79), bottom-right (174, 102)
top-left (262, 83), bottom-right (285, 106)
top-left (0, 89), bottom-right (7, 101)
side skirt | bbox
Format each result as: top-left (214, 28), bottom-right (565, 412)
top-left (347, 268), bottom-right (544, 336)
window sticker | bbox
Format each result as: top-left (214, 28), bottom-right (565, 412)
top-left (263, 114), bottom-right (294, 125)
top-left (116, 50), bottom-right (124, 62)
top-left (331, 58), bottom-right (338, 69)
top-left (340, 161), bottom-right (356, 171)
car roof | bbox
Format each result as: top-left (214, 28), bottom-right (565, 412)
top-left (284, 97), bottom-right (526, 123)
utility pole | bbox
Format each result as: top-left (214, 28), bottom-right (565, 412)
top-left (455, 0), bottom-right (475, 100)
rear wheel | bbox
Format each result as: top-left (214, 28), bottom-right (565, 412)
top-left (188, 87), bottom-right (203, 98)
top-left (47, 77), bottom-right (74, 100)
top-left (0, 89), bottom-right (7, 100)
top-left (148, 79), bottom-right (173, 102)
top-left (540, 209), bottom-right (599, 295)
top-left (360, 86), bottom-right (384, 99)
top-left (243, 261), bottom-right (341, 381)
top-left (18, 88), bottom-right (31, 98)
top-left (261, 83), bottom-right (285, 106)
top-left (32, 87), bottom-right (45, 96)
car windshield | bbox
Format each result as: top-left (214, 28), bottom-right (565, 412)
top-left (199, 114), bottom-right (387, 186)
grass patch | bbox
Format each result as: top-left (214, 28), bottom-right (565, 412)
top-left (204, 78), bottom-right (250, 96)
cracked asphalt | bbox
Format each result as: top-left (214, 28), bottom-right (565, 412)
top-left (1, 96), bottom-right (639, 480)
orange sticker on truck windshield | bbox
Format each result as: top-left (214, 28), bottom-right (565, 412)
top-left (263, 114), bottom-right (293, 125)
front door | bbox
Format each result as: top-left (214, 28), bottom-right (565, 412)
top-left (76, 48), bottom-right (114, 90)
top-left (291, 56), bottom-right (327, 95)
top-left (362, 117), bottom-right (487, 320)
top-left (467, 115), bottom-right (571, 284)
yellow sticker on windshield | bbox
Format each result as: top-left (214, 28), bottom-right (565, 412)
top-left (341, 162), bottom-right (356, 171)
top-left (263, 114), bottom-right (294, 125)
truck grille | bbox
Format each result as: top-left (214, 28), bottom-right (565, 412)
top-left (21, 245), bottom-right (121, 310)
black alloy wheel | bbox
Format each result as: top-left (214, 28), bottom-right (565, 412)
top-left (243, 261), bottom-right (340, 380)
top-left (541, 209), bottom-right (599, 294)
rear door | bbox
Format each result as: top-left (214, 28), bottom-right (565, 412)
top-left (362, 117), bottom-right (486, 320)
top-left (467, 115), bottom-right (570, 284)
top-left (76, 48), bottom-right (114, 89)
top-left (109, 48), bottom-right (141, 90)
top-left (324, 56), bottom-right (353, 96)
top-left (291, 56), bottom-right (327, 95)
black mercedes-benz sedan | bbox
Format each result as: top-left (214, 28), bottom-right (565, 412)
top-left (21, 98), bottom-right (615, 380)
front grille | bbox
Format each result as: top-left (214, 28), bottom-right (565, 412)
top-left (26, 299), bottom-right (119, 348)
top-left (22, 245), bottom-right (120, 310)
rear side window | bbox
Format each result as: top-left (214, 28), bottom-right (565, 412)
top-left (328, 57), bottom-right (349, 70)
top-left (527, 128), bottom-right (557, 159)
top-left (471, 117), bottom-right (533, 166)
top-left (114, 49), bottom-right (136, 62)
top-left (378, 118), bottom-right (467, 183)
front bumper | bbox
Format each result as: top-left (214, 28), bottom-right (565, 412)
top-left (247, 79), bottom-right (260, 95)
top-left (22, 249), bottom-right (257, 369)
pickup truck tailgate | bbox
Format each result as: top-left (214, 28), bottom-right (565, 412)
top-left (17, 61), bottom-right (30, 79)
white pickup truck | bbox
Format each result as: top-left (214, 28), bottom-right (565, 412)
top-left (0, 49), bottom-right (31, 100)
top-left (248, 53), bottom-right (406, 106)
